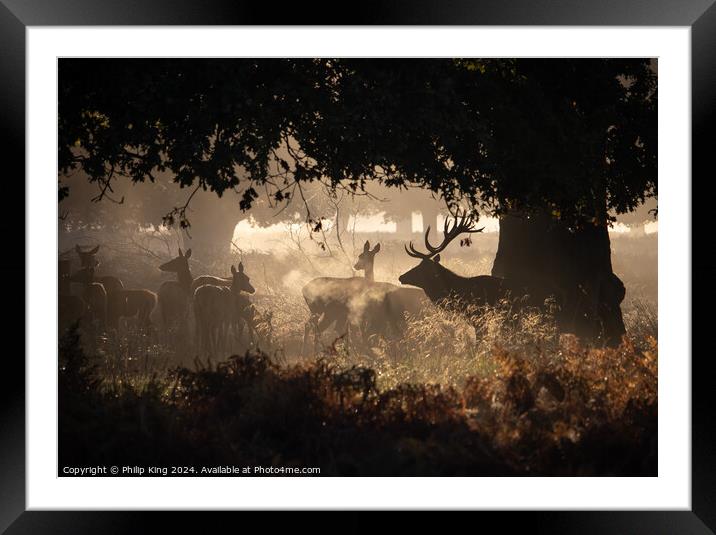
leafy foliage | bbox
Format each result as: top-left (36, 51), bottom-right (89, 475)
top-left (59, 59), bottom-right (656, 229)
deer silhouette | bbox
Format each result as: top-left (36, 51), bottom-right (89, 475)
top-left (157, 248), bottom-right (194, 332)
top-left (122, 289), bottom-right (158, 330)
top-left (75, 245), bottom-right (159, 330)
top-left (301, 271), bottom-right (372, 353)
top-left (399, 210), bottom-right (550, 321)
top-left (158, 248), bottom-right (258, 345)
top-left (69, 266), bottom-right (108, 328)
top-left (190, 274), bottom-right (233, 294)
top-left (353, 241), bottom-right (429, 340)
top-left (193, 262), bottom-right (255, 354)
top-left (302, 240), bottom-right (428, 354)
top-left (59, 259), bottom-right (86, 333)
top-left (75, 245), bottom-right (125, 328)
top-left (228, 264), bottom-right (258, 349)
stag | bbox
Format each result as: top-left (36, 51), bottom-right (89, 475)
top-left (75, 245), bottom-right (125, 327)
top-left (400, 210), bottom-right (550, 320)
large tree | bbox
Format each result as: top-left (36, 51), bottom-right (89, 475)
top-left (58, 58), bottom-right (656, 345)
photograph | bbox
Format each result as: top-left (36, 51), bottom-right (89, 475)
top-left (56, 57), bottom-right (658, 478)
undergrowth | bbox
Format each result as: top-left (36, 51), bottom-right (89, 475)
top-left (59, 310), bottom-right (657, 476)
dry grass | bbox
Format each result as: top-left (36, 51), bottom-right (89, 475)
top-left (60, 294), bottom-right (657, 476)
top-left (58, 232), bottom-right (658, 476)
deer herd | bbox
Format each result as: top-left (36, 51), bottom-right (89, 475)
top-left (59, 210), bottom-right (558, 356)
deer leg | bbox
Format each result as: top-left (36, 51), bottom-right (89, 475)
top-left (160, 302), bottom-right (172, 344)
top-left (308, 312), bottom-right (330, 352)
top-left (219, 323), bottom-right (225, 356)
top-left (194, 317), bottom-right (202, 353)
top-left (302, 317), bottom-right (315, 357)
top-left (211, 322), bottom-right (218, 355)
top-left (309, 312), bottom-right (326, 355)
top-left (219, 321), bottom-right (226, 355)
top-left (213, 323), bottom-right (220, 356)
top-left (202, 321), bottom-right (210, 354)
top-left (316, 312), bottom-right (336, 333)
top-left (247, 317), bottom-right (256, 346)
top-left (216, 322), bottom-right (223, 355)
top-left (208, 324), bottom-right (216, 356)
top-left (236, 319), bottom-right (245, 350)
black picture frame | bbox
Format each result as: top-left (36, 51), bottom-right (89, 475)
top-left (2, 1), bottom-right (708, 532)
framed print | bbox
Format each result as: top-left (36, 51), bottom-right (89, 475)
top-left (1, 0), bottom-right (710, 532)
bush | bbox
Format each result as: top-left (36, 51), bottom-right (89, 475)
top-left (59, 318), bottom-right (657, 476)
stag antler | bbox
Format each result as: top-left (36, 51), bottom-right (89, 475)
top-left (404, 209), bottom-right (484, 259)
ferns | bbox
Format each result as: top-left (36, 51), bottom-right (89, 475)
top-left (59, 302), bottom-right (657, 476)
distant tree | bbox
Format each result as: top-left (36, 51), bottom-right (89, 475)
top-left (59, 58), bottom-right (656, 345)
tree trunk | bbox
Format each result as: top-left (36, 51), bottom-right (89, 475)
top-left (395, 217), bottom-right (412, 239)
top-left (186, 218), bottom-right (238, 265)
top-left (183, 192), bottom-right (241, 268)
top-left (492, 212), bottom-right (626, 346)
top-left (334, 208), bottom-right (349, 241)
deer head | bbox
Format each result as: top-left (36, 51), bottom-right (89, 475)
top-left (159, 248), bottom-right (192, 273)
top-left (399, 210), bottom-right (483, 296)
top-left (69, 265), bottom-right (96, 285)
top-left (76, 244), bottom-right (100, 268)
top-left (354, 241), bottom-right (381, 281)
top-left (230, 262), bottom-right (255, 294)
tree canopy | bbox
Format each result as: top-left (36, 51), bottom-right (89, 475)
top-left (59, 58), bottom-right (657, 230)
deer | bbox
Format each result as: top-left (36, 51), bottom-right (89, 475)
top-left (399, 210), bottom-right (553, 329)
top-left (193, 262), bottom-right (256, 354)
top-left (157, 248), bottom-right (195, 332)
top-left (59, 259), bottom-right (87, 333)
top-left (75, 244), bottom-right (158, 331)
top-left (301, 241), bottom-right (425, 354)
top-left (158, 248), bottom-right (255, 333)
top-left (193, 285), bottom-right (232, 354)
top-left (75, 245), bottom-right (125, 328)
top-left (122, 289), bottom-right (158, 330)
top-left (301, 270), bottom-right (374, 353)
top-left (227, 263), bottom-right (258, 349)
top-left (69, 266), bottom-right (108, 328)
top-left (352, 240), bottom-right (429, 340)
top-left (190, 275), bottom-right (233, 294)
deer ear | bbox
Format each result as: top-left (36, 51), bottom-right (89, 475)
top-left (89, 245), bottom-right (100, 255)
top-left (372, 243), bottom-right (381, 253)
top-left (363, 240), bottom-right (370, 252)
top-left (238, 262), bottom-right (244, 273)
top-left (178, 248), bottom-right (183, 257)
top-left (433, 254), bottom-right (441, 263)
top-left (185, 249), bottom-right (192, 259)
top-left (231, 265), bottom-right (237, 275)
